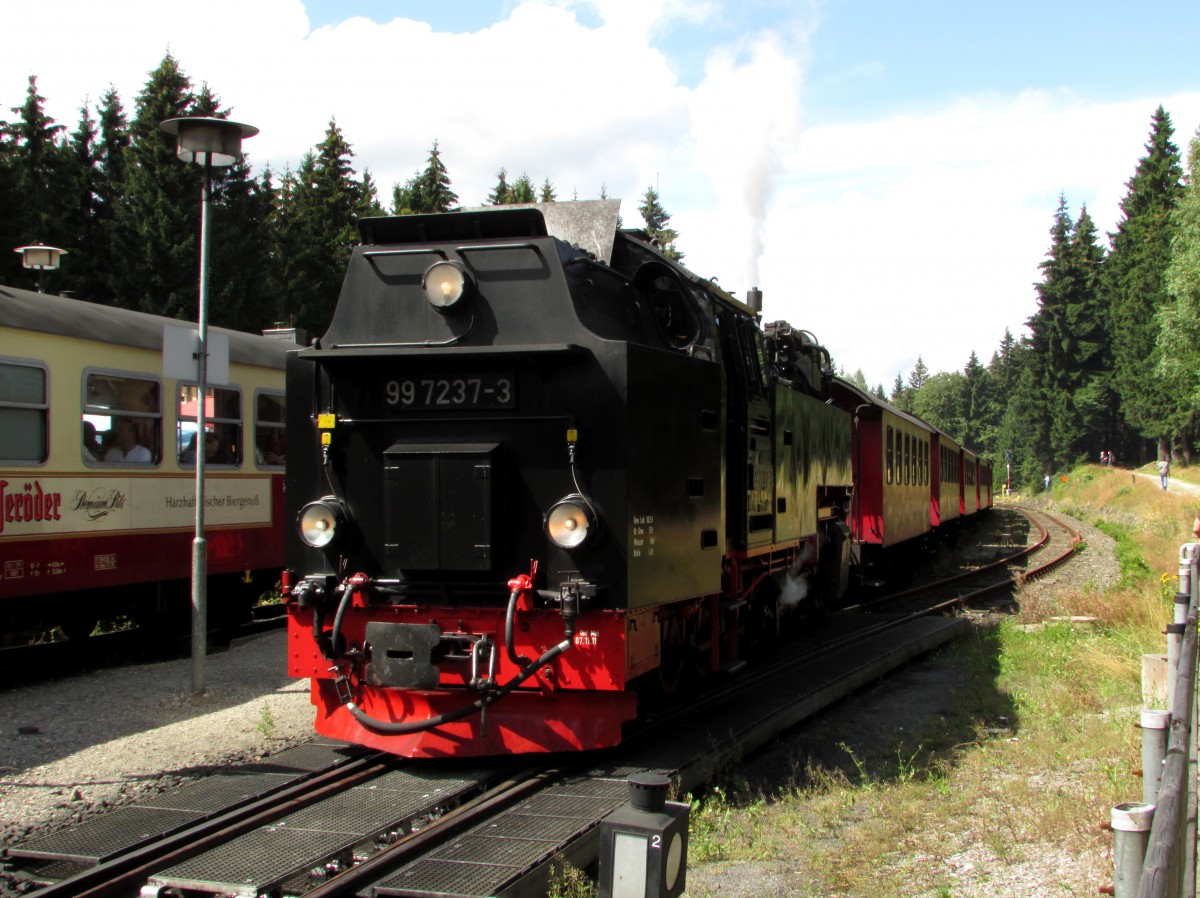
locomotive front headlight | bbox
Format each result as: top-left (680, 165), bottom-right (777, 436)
top-left (298, 498), bottom-right (348, 549)
top-left (422, 260), bottom-right (473, 311)
top-left (545, 495), bottom-right (596, 549)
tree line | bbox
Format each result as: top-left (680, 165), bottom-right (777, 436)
top-left (838, 106), bottom-right (1200, 486)
top-left (0, 53), bottom-right (683, 340)
top-left (4, 55), bottom-right (1195, 486)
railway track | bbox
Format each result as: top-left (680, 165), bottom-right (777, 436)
top-left (847, 504), bottom-right (1081, 616)
top-left (2, 506), bottom-right (1078, 898)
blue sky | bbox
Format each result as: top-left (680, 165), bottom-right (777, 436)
top-left (5, 0), bottom-right (1200, 388)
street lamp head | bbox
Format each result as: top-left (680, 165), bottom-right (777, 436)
top-left (160, 116), bottom-right (259, 167)
top-left (14, 244), bottom-right (67, 270)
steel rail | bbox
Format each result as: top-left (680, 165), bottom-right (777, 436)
top-left (26, 754), bottom-right (392, 898)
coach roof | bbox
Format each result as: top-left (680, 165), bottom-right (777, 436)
top-left (0, 284), bottom-right (296, 368)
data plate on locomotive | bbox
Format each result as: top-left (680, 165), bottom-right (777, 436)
top-left (383, 373), bottom-right (515, 411)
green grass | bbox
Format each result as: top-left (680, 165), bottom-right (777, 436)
top-left (678, 465), bottom-right (1185, 896)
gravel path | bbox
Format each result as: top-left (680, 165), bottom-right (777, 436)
top-left (0, 629), bottom-right (314, 848)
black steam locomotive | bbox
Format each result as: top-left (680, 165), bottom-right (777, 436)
top-left (285, 200), bottom-right (854, 757)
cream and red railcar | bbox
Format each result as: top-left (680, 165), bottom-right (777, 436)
top-left (961, 448), bottom-right (983, 517)
top-left (932, 431), bottom-right (963, 527)
top-left (830, 379), bottom-right (935, 552)
top-left (0, 285), bottom-right (293, 640)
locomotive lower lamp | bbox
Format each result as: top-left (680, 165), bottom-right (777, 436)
top-left (598, 772), bottom-right (689, 898)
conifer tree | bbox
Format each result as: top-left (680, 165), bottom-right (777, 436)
top-left (394, 141), bottom-right (456, 213)
top-left (509, 173), bottom-right (536, 204)
top-left (0, 120), bottom-right (16, 288)
top-left (1156, 126), bottom-right (1200, 462)
top-left (109, 53), bottom-right (200, 316)
top-left (61, 100), bottom-right (101, 299)
top-left (86, 87), bottom-right (131, 301)
top-left (1064, 206), bottom-right (1114, 461)
top-left (906, 356), bottom-right (930, 392)
top-left (889, 373), bottom-right (908, 411)
top-left (638, 186), bottom-right (683, 261)
top-left (539, 178), bottom-right (556, 203)
top-left (1106, 106), bottom-right (1183, 460)
top-left (486, 167), bottom-right (512, 206)
top-left (3, 76), bottom-right (73, 289)
top-left (275, 119), bottom-right (378, 335)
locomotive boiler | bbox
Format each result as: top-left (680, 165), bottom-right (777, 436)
top-left (284, 200), bottom-right (854, 757)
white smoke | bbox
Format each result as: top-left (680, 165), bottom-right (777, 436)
top-left (779, 570), bottom-right (809, 608)
top-left (779, 538), bottom-right (817, 608)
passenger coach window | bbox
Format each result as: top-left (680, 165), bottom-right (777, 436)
top-left (84, 372), bottom-right (161, 464)
top-left (255, 390), bottom-right (286, 468)
top-left (0, 359), bottom-right (48, 464)
top-left (886, 426), bottom-right (894, 485)
top-left (178, 385), bottom-right (241, 466)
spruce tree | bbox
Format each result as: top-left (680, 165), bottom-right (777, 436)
top-left (89, 87), bottom-right (131, 301)
top-left (1156, 126), bottom-right (1200, 462)
top-left (274, 119), bottom-right (378, 336)
top-left (1106, 106), bottom-right (1183, 461)
top-left (62, 100), bottom-right (101, 299)
top-left (486, 167), bottom-right (511, 206)
top-left (889, 373), bottom-right (908, 411)
top-left (638, 187), bottom-right (683, 261)
top-left (510, 173), bottom-right (536, 204)
top-left (1064, 206), bottom-right (1114, 461)
top-left (906, 356), bottom-right (930, 392)
top-left (396, 141), bottom-right (457, 213)
top-left (3, 76), bottom-right (74, 290)
top-left (539, 178), bottom-right (556, 203)
top-left (109, 53), bottom-right (199, 316)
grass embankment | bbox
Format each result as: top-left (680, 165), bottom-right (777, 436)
top-left (671, 464), bottom-right (1190, 897)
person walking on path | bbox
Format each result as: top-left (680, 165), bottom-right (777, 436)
top-left (1158, 457), bottom-right (1171, 490)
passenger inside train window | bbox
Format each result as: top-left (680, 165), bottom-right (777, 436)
top-left (82, 420), bottom-right (104, 461)
top-left (258, 428), bottom-right (286, 465)
top-left (104, 417), bottom-right (152, 463)
top-left (181, 429), bottom-right (233, 465)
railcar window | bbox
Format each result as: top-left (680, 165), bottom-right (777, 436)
top-left (0, 359), bottom-right (48, 464)
top-left (178, 385), bottom-right (241, 467)
top-left (254, 390), bottom-right (286, 468)
top-left (886, 426), bottom-right (894, 485)
top-left (904, 433), bottom-right (911, 485)
top-left (84, 372), bottom-right (161, 465)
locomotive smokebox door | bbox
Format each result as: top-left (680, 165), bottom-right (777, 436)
top-left (383, 442), bottom-right (499, 571)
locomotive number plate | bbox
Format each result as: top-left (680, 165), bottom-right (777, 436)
top-left (384, 373), bottom-right (515, 411)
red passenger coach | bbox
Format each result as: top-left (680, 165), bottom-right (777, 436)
top-left (932, 432), bottom-right (962, 527)
top-left (0, 285), bottom-right (294, 640)
top-left (831, 380), bottom-right (933, 551)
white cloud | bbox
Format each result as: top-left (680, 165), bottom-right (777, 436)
top-left (752, 90), bottom-right (1200, 387)
top-left (5, 2), bottom-right (1200, 390)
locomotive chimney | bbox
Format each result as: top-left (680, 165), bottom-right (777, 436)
top-left (746, 287), bottom-right (762, 313)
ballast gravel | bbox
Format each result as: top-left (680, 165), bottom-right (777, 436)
top-left (0, 628), bottom-right (314, 849)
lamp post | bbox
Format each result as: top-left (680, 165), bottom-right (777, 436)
top-left (159, 115), bottom-right (258, 694)
top-left (14, 244), bottom-right (66, 292)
